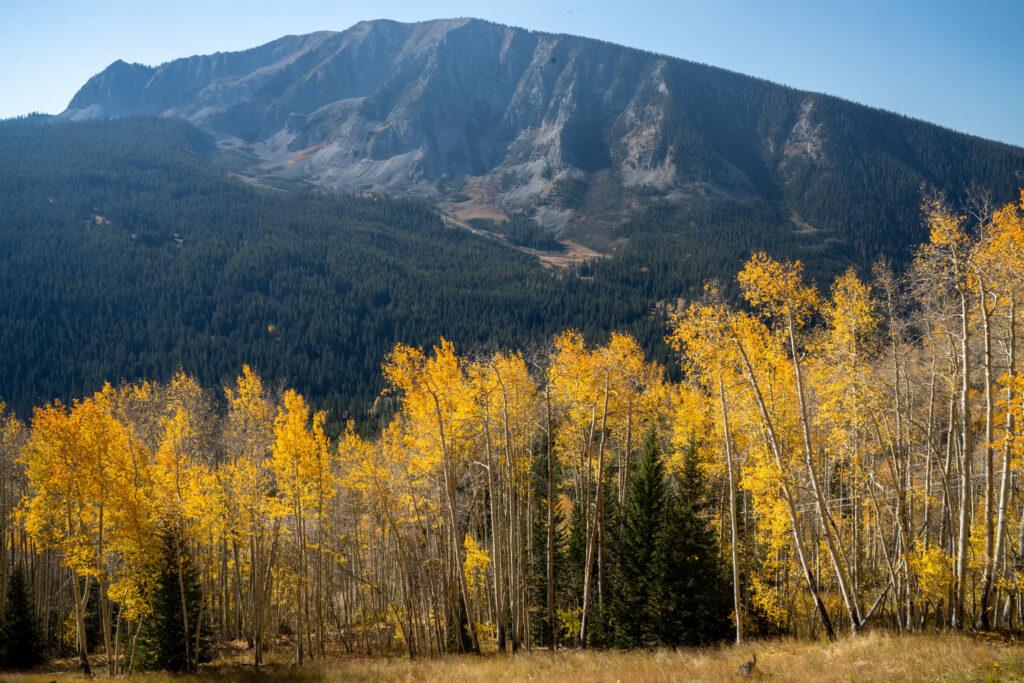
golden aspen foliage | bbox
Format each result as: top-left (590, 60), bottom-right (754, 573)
top-left (911, 547), bottom-right (955, 605)
top-left (463, 532), bottom-right (491, 601)
top-left (9, 186), bottom-right (1024, 662)
top-left (738, 252), bottom-right (819, 327)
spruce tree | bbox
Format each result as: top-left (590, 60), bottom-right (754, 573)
top-left (1, 565), bottom-right (44, 670)
top-left (609, 430), bottom-right (667, 648)
top-left (660, 439), bottom-right (733, 646)
top-left (135, 526), bottom-right (206, 672)
top-left (590, 474), bottom-right (620, 648)
top-left (529, 443), bottom-right (568, 648)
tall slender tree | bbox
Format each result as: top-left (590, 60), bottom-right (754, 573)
top-left (1, 565), bottom-right (44, 670)
top-left (660, 438), bottom-right (733, 646)
top-left (609, 430), bottom-right (667, 649)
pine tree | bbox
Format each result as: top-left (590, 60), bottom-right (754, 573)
top-left (1, 565), bottom-right (44, 670)
top-left (591, 474), bottom-right (621, 648)
top-left (563, 497), bottom-right (587, 648)
top-left (529, 442), bottom-right (567, 648)
top-left (660, 438), bottom-right (733, 646)
top-left (135, 526), bottom-right (206, 672)
top-left (609, 430), bottom-right (667, 648)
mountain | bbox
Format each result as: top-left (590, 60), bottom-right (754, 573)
top-left (62, 18), bottom-right (1024, 261)
top-left (3, 19), bottom-right (1023, 421)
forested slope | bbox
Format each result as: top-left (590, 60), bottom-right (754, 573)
top-left (1, 115), bottom-right (1020, 423)
top-left (0, 117), bottom-right (661, 420)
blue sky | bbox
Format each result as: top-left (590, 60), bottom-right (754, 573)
top-left (2, 0), bottom-right (1022, 146)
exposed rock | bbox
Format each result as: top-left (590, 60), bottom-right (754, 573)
top-left (784, 98), bottom-right (825, 162)
top-left (62, 18), bottom-right (1024, 254)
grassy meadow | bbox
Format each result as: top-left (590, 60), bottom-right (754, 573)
top-left (3, 632), bottom-right (1023, 682)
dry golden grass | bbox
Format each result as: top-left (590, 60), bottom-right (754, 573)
top-left (4, 632), bottom-right (1023, 682)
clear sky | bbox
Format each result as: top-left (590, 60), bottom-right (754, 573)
top-left (2, 0), bottom-right (1022, 146)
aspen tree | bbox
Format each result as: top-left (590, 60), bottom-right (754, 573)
top-left (270, 389), bottom-right (326, 664)
top-left (739, 253), bottom-right (863, 633)
top-left (912, 199), bottom-right (976, 629)
top-left (384, 340), bottom-right (481, 652)
top-left (976, 194), bottom-right (1024, 627)
top-left (222, 366), bottom-right (276, 666)
top-left (0, 404), bottom-right (28, 620)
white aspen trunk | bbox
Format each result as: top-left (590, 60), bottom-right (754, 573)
top-left (988, 298), bottom-right (1015, 627)
top-left (978, 280), bottom-right (997, 628)
top-left (787, 317), bottom-right (862, 632)
top-left (579, 376), bottom-right (609, 646)
top-left (732, 333), bottom-right (836, 640)
top-left (481, 395), bottom-right (507, 652)
top-left (719, 375), bottom-right (743, 644)
top-left (432, 395), bottom-right (480, 652)
top-left (953, 286), bottom-right (972, 629)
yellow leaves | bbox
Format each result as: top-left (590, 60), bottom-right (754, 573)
top-left (107, 575), bottom-right (150, 621)
top-left (386, 339), bottom-right (468, 418)
top-left (911, 546), bottom-right (954, 604)
top-left (19, 385), bottom-right (162, 623)
top-left (462, 529), bottom-right (494, 643)
top-left (549, 330), bottom-right (664, 474)
top-left (980, 194), bottom-right (1024, 294)
top-left (821, 268), bottom-right (879, 351)
top-left (152, 408), bottom-right (193, 516)
top-left (468, 351), bottom-right (534, 421)
top-left (1000, 373), bottom-right (1024, 470)
top-left (221, 453), bottom-right (272, 536)
top-left (922, 196), bottom-right (968, 251)
top-left (557, 606), bottom-right (583, 643)
top-left (749, 573), bottom-right (787, 628)
top-left (667, 384), bottom-right (714, 475)
top-left (342, 414), bottom-right (442, 544)
top-left (672, 260), bottom-right (888, 608)
top-left (463, 532), bottom-right (491, 598)
top-left (383, 343), bottom-right (427, 395)
top-left (913, 196), bottom-right (973, 293)
top-left (738, 251), bottom-right (818, 327)
top-left (337, 426), bottom-right (384, 495)
top-left (22, 391), bottom-right (137, 564)
top-left (225, 364), bottom-right (270, 419)
top-left (0, 401), bottom-right (25, 446)
top-left (271, 389), bottom-right (332, 511)
top-left (224, 365), bottom-right (275, 464)
top-left (187, 461), bottom-right (229, 537)
top-left (667, 283), bottom-right (736, 381)
top-left (385, 338), bottom-right (476, 469)
top-left (468, 350), bottom-right (539, 483)
top-left (221, 365), bottom-right (277, 543)
top-left (16, 366), bottom-right (343, 638)
top-left (811, 268), bottom-right (881, 462)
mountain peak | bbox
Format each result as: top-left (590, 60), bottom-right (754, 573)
top-left (61, 18), bottom-right (1024, 253)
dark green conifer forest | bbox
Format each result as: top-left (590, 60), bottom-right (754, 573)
top-left (1, 566), bottom-right (45, 670)
top-left (3, 115), bottom-right (1020, 427)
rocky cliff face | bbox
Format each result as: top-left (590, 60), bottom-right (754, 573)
top-left (63, 18), bottom-right (1024, 254)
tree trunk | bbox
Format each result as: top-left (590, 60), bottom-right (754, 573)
top-left (579, 376), bottom-right (610, 646)
top-left (953, 287), bottom-right (972, 629)
top-left (719, 376), bottom-right (743, 644)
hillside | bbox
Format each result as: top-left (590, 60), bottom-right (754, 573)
top-left (62, 18), bottom-right (1024, 262)
top-left (0, 117), bottom-right (664, 420)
